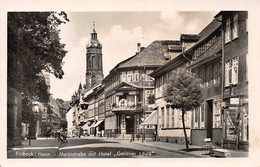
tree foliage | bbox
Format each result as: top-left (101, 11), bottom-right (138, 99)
top-left (8, 12), bottom-right (69, 122)
top-left (163, 68), bottom-right (203, 111)
top-left (163, 68), bottom-right (203, 151)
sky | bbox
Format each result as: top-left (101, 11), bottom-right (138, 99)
top-left (50, 11), bottom-right (218, 101)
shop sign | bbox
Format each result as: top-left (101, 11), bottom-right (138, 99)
top-left (230, 98), bottom-right (239, 105)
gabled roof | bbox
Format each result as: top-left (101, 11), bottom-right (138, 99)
top-left (196, 19), bottom-right (221, 45)
top-left (114, 81), bottom-right (142, 91)
top-left (150, 18), bottom-right (222, 78)
top-left (104, 40), bottom-right (181, 82)
top-left (119, 40), bottom-right (172, 68)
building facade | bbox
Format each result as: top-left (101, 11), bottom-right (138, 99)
top-left (188, 19), bottom-right (223, 146)
top-left (150, 11), bottom-right (248, 150)
top-left (150, 34), bottom-right (199, 143)
top-left (216, 11), bottom-right (248, 150)
top-left (103, 41), bottom-right (182, 138)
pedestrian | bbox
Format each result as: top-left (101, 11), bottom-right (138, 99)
top-left (57, 129), bottom-right (61, 141)
top-left (79, 128), bottom-right (81, 138)
top-left (153, 129), bottom-right (157, 141)
top-left (60, 128), bottom-right (68, 143)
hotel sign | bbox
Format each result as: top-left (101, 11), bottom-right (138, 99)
top-left (230, 98), bottom-right (240, 105)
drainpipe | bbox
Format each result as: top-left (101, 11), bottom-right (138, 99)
top-left (142, 66), bottom-right (146, 141)
top-left (215, 16), bottom-right (226, 146)
top-left (220, 20), bottom-right (226, 143)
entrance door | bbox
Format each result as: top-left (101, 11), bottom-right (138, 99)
top-left (125, 114), bottom-right (134, 134)
top-left (206, 100), bottom-right (213, 139)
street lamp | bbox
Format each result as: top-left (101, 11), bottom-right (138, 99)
top-left (141, 118), bottom-right (145, 143)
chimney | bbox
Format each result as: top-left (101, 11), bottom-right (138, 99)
top-left (137, 43), bottom-right (141, 53)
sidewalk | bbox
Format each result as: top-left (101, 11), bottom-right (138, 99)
top-left (130, 139), bottom-right (248, 158)
top-left (100, 137), bottom-right (249, 158)
top-left (7, 138), bottom-right (61, 158)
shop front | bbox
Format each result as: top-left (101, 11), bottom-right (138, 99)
top-left (223, 96), bottom-right (248, 151)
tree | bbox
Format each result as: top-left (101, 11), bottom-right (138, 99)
top-left (163, 68), bottom-right (202, 151)
top-left (8, 12), bottom-right (69, 145)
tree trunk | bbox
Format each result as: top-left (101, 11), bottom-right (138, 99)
top-left (182, 109), bottom-right (189, 151)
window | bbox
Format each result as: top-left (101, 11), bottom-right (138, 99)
top-left (195, 108), bottom-right (199, 123)
top-left (171, 109), bottom-right (174, 128)
top-left (225, 57), bottom-right (239, 87)
top-left (161, 107), bottom-right (164, 128)
top-left (226, 13), bottom-right (239, 43)
top-left (156, 79), bottom-right (159, 98)
top-left (147, 90), bottom-right (155, 104)
top-left (160, 76), bottom-right (163, 95)
top-left (225, 61), bottom-right (232, 86)
top-left (232, 57), bottom-right (239, 84)
top-left (166, 107), bottom-right (169, 128)
top-left (134, 70), bottom-right (139, 82)
top-left (121, 72), bottom-right (126, 82)
top-left (127, 71), bottom-right (133, 82)
top-left (214, 102), bottom-right (222, 128)
top-left (206, 64), bottom-right (213, 87)
top-left (213, 62), bottom-right (219, 85)
top-left (201, 104), bottom-right (205, 122)
top-left (199, 67), bottom-right (205, 87)
top-left (232, 13), bottom-right (238, 39)
top-left (225, 18), bottom-right (231, 43)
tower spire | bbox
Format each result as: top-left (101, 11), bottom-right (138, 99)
top-left (93, 21), bottom-right (96, 32)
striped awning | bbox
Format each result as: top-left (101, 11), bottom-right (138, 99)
top-left (142, 110), bottom-right (158, 125)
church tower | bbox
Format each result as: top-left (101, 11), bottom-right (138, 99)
top-left (85, 22), bottom-right (103, 89)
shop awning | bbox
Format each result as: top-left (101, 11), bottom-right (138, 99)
top-left (82, 123), bottom-right (89, 130)
top-left (90, 122), bottom-right (96, 128)
top-left (142, 110), bottom-right (158, 125)
top-left (93, 120), bottom-right (104, 128)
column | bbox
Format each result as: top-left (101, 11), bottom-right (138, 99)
top-left (117, 114), bottom-right (120, 135)
top-left (116, 96), bottom-right (119, 106)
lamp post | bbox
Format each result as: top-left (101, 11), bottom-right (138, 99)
top-left (141, 118), bottom-right (145, 143)
top-left (29, 107), bottom-right (32, 146)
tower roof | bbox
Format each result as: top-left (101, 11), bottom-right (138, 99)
top-left (87, 21), bottom-right (102, 47)
top-left (78, 82), bottom-right (82, 92)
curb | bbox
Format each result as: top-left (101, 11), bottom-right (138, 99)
top-left (54, 140), bottom-right (63, 158)
top-left (133, 142), bottom-right (206, 158)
